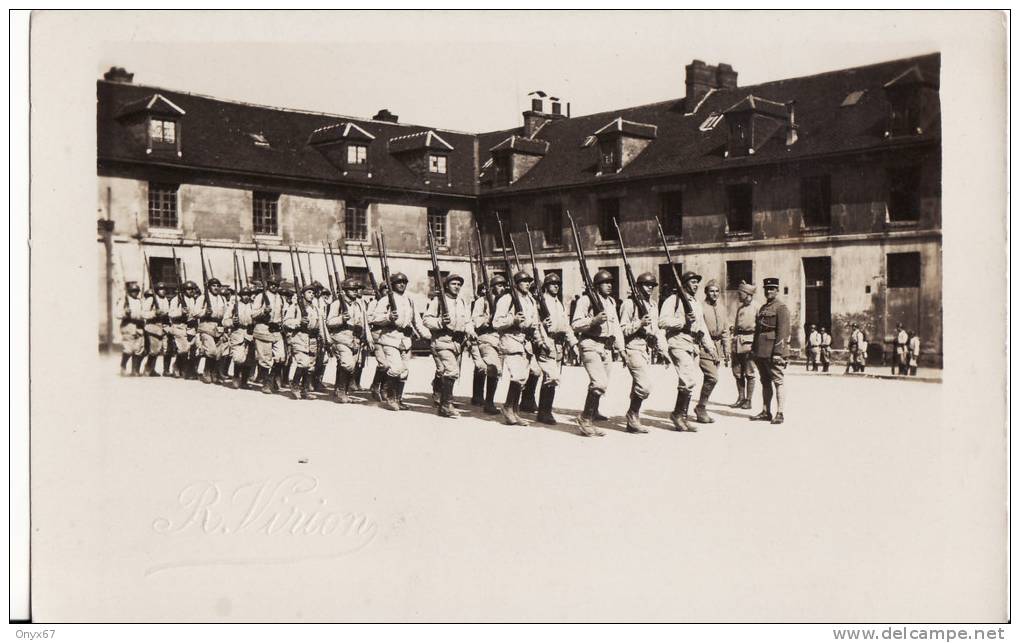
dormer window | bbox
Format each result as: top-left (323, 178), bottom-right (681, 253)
top-left (347, 144), bottom-right (368, 166)
top-left (117, 93), bottom-right (186, 158)
top-left (592, 117), bottom-right (656, 175)
top-left (429, 154), bottom-right (447, 175)
top-left (883, 64), bottom-right (939, 138)
top-left (722, 95), bottom-right (788, 158)
top-left (493, 154), bottom-right (512, 187)
top-left (308, 122), bottom-right (376, 174)
top-left (486, 136), bottom-right (548, 186)
top-left (599, 139), bottom-right (618, 173)
top-left (149, 118), bottom-right (177, 145)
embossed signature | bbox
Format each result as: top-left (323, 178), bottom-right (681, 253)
top-left (145, 474), bottom-right (376, 576)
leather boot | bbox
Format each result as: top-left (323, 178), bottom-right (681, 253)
top-left (350, 363), bottom-right (364, 391)
top-left (218, 356), bottom-right (231, 382)
top-left (370, 368), bottom-right (387, 402)
top-left (146, 355), bottom-right (160, 377)
top-left (312, 360), bottom-right (327, 392)
top-left (130, 355), bottom-right (143, 376)
top-left (670, 390), bottom-right (694, 432)
top-left (439, 378), bottom-right (460, 418)
top-left (120, 353), bottom-right (131, 375)
top-left (200, 357), bottom-right (213, 383)
top-left (291, 368), bottom-right (306, 400)
top-left (301, 368), bottom-right (312, 399)
top-left (519, 373), bottom-right (539, 413)
top-left (592, 395), bottom-right (608, 422)
top-left (536, 385), bottom-right (557, 425)
top-left (694, 404), bottom-right (714, 424)
top-left (470, 370), bottom-right (485, 406)
top-left (383, 377), bottom-right (403, 411)
top-left (334, 367), bottom-right (351, 403)
top-left (431, 376), bottom-right (442, 407)
top-left (575, 391), bottom-right (598, 437)
top-left (771, 412), bottom-right (785, 425)
top-left (625, 395), bottom-right (648, 433)
top-left (259, 366), bottom-right (273, 394)
top-left (163, 354), bottom-right (174, 376)
top-left (741, 380), bottom-right (754, 409)
top-left (483, 374), bottom-right (500, 415)
top-left (730, 377), bottom-right (745, 407)
top-left (502, 381), bottom-right (523, 425)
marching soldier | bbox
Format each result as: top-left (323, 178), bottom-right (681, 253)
top-left (820, 327), bottom-right (832, 372)
top-left (472, 274), bottom-right (509, 415)
top-left (618, 272), bottom-right (667, 433)
top-left (467, 283), bottom-right (490, 406)
top-left (222, 285), bottom-right (255, 389)
top-left (325, 278), bottom-right (368, 403)
top-left (533, 273), bottom-right (577, 426)
top-left (282, 283), bottom-right (322, 399)
top-left (370, 272), bottom-right (428, 411)
top-left (309, 281), bottom-right (330, 391)
top-left (253, 277), bottom-right (287, 394)
top-left (141, 281), bottom-right (171, 377)
top-left (168, 281), bottom-right (199, 379)
top-left (730, 282), bottom-right (757, 409)
top-left (806, 324), bottom-right (822, 371)
top-left (492, 272), bottom-right (539, 426)
top-left (423, 273), bottom-right (475, 418)
top-left (571, 269), bottom-right (626, 437)
top-left (119, 281), bottom-right (146, 376)
top-left (750, 277), bottom-right (790, 425)
top-left (696, 279), bottom-right (728, 423)
top-left (193, 278), bottom-right (227, 384)
top-left (366, 283), bottom-right (390, 402)
top-left (659, 271), bottom-right (717, 431)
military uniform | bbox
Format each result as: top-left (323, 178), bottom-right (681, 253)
top-left (750, 277), bottom-right (791, 424)
top-left (618, 272), bottom-right (667, 433)
top-left (907, 333), bottom-right (921, 375)
top-left (807, 326), bottom-right (822, 371)
top-left (325, 280), bottom-right (368, 402)
top-left (169, 285), bottom-right (199, 378)
top-left (253, 284), bottom-right (287, 391)
top-left (730, 282), bottom-right (758, 409)
top-left (848, 326), bottom-right (867, 373)
top-left (697, 280), bottom-right (729, 422)
top-left (820, 328), bottom-right (832, 372)
top-left (119, 283), bottom-right (146, 375)
top-left (894, 326), bottom-right (909, 375)
top-left (492, 272), bottom-right (540, 426)
top-left (423, 274), bottom-right (474, 418)
top-left (571, 270), bottom-right (625, 436)
top-left (282, 285), bottom-right (322, 399)
top-left (659, 271), bottom-right (716, 431)
top-left (222, 290), bottom-right (254, 388)
top-left (142, 288), bottom-right (171, 376)
top-left (370, 273), bottom-right (429, 410)
top-left (533, 275), bottom-right (577, 425)
top-left (472, 276), bottom-right (507, 415)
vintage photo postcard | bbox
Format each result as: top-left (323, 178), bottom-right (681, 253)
top-left (21, 9), bottom-right (1008, 624)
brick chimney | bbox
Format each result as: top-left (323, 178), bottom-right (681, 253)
top-left (686, 60), bottom-right (738, 105)
top-left (522, 90), bottom-right (566, 138)
top-left (716, 63), bottom-right (738, 89)
top-left (103, 66), bottom-right (133, 83)
top-left (373, 108), bottom-right (399, 123)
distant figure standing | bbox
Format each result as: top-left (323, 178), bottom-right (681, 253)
top-left (894, 323), bottom-right (910, 375)
top-left (819, 327), bottom-right (832, 372)
top-left (907, 330), bottom-right (921, 376)
top-left (806, 324), bottom-right (822, 371)
top-left (847, 323), bottom-right (867, 373)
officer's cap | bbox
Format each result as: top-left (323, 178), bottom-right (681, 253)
top-left (681, 271), bottom-right (702, 284)
top-left (763, 277), bottom-right (780, 289)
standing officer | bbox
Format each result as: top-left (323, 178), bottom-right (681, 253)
top-left (325, 277), bottom-right (367, 403)
top-left (819, 327), bottom-right (832, 372)
top-left (618, 272), bottom-right (667, 433)
top-left (730, 282), bottom-right (757, 409)
top-left (750, 277), bottom-right (790, 425)
top-left (533, 273), bottom-right (577, 426)
top-left (571, 269), bottom-right (625, 437)
top-left (492, 272), bottom-right (539, 426)
top-left (472, 274), bottom-right (509, 415)
top-left (371, 272), bottom-right (428, 411)
top-left (696, 279), bottom-right (728, 423)
top-left (119, 281), bottom-right (146, 376)
top-left (806, 324), bottom-right (822, 371)
top-left (142, 281), bottom-right (171, 377)
top-left (659, 271), bottom-right (716, 431)
top-left (423, 273), bottom-right (475, 418)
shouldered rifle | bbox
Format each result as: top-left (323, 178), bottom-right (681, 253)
top-left (612, 217), bottom-right (648, 318)
top-left (142, 251), bottom-right (161, 314)
top-left (335, 239), bottom-right (349, 278)
top-left (525, 223), bottom-right (549, 321)
top-left (322, 243), bottom-right (336, 298)
top-left (474, 223), bottom-right (495, 319)
top-left (198, 241), bottom-right (212, 317)
top-left (426, 225), bottom-right (449, 327)
top-left (241, 256), bottom-right (250, 288)
top-left (253, 238), bottom-right (270, 308)
top-left (327, 242), bottom-right (347, 314)
top-left (118, 250), bottom-right (130, 317)
top-left (288, 246), bottom-right (307, 319)
top-left (654, 215), bottom-right (694, 322)
top-left (566, 210), bottom-right (603, 315)
top-left (305, 250), bottom-right (315, 286)
top-left (171, 246), bottom-right (186, 308)
top-left (358, 242), bottom-right (379, 297)
top-left (376, 229), bottom-right (399, 317)
top-left (510, 235), bottom-right (523, 273)
top-left (231, 251), bottom-right (241, 325)
top-left (495, 213), bottom-right (523, 313)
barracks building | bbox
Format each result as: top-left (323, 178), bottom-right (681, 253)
top-left (97, 53), bottom-right (942, 365)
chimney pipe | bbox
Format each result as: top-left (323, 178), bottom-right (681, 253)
top-left (785, 100), bottom-right (799, 146)
top-left (103, 66), bottom-right (134, 83)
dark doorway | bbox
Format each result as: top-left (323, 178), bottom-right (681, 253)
top-left (803, 256), bottom-right (831, 337)
top-left (658, 262), bottom-right (682, 304)
top-left (148, 256), bottom-right (181, 289)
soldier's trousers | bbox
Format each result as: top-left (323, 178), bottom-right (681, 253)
top-left (807, 347), bottom-right (821, 369)
top-left (753, 357), bottom-right (785, 413)
top-left (579, 338), bottom-right (614, 395)
top-left (668, 345), bottom-right (701, 393)
top-left (536, 341), bottom-right (566, 387)
top-left (228, 329), bottom-right (250, 365)
top-left (144, 324), bottom-right (167, 356)
top-left (121, 322), bottom-right (146, 356)
top-left (288, 331), bottom-right (318, 369)
top-left (477, 338), bottom-right (503, 378)
top-left (468, 341), bottom-right (486, 372)
top-left (623, 345), bottom-right (654, 400)
top-left (432, 342), bottom-right (464, 380)
top-left (332, 340), bottom-right (361, 374)
top-left (170, 324), bottom-right (194, 354)
top-left (197, 322), bottom-right (222, 359)
top-left (380, 344), bottom-right (411, 380)
top-left (502, 348), bottom-right (539, 385)
top-left (731, 351), bottom-right (757, 385)
top-left (254, 327), bottom-right (286, 369)
top-left (697, 354), bottom-right (720, 405)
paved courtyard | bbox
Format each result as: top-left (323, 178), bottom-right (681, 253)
top-left (30, 354), bottom-right (1001, 622)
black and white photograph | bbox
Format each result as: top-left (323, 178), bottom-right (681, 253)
top-left (16, 9), bottom-right (1009, 630)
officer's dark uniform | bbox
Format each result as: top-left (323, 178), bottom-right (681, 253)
top-left (750, 277), bottom-right (791, 424)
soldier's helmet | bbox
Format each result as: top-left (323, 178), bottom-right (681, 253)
top-left (593, 269), bottom-right (613, 285)
top-left (311, 280), bottom-right (324, 293)
top-left (240, 286), bottom-right (251, 297)
top-left (125, 281), bottom-right (140, 292)
top-left (476, 283), bottom-right (489, 296)
top-left (681, 270), bottom-right (702, 284)
top-left (389, 272), bottom-right (409, 285)
top-left (221, 285), bottom-right (235, 296)
top-left (490, 274), bottom-right (508, 287)
top-left (267, 276), bottom-right (281, 287)
top-left (543, 272), bottom-right (562, 287)
top-left (636, 272), bottom-right (658, 286)
top-left (154, 281), bottom-right (168, 292)
top-left (341, 277), bottom-right (362, 290)
top-left (183, 280), bottom-right (199, 292)
top-left (206, 278), bottom-right (222, 288)
top-left (513, 271), bottom-right (533, 284)
top-left (250, 280), bottom-right (264, 291)
top-left (279, 280), bottom-right (295, 294)
top-left (445, 273), bottom-right (464, 287)
top-left (301, 283), bottom-right (316, 295)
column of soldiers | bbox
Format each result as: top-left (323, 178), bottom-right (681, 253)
top-left (118, 259), bottom-right (794, 435)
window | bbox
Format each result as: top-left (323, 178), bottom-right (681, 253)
top-left (428, 154), bottom-right (447, 175)
top-left (699, 113), bottom-right (723, 131)
top-left (344, 266), bottom-right (371, 292)
top-left (346, 144), bottom-right (368, 166)
top-left (147, 183), bottom-right (179, 229)
top-left (252, 192), bottom-right (279, 236)
top-left (887, 166), bottom-right (921, 222)
top-left (428, 208), bottom-right (448, 247)
top-left (726, 260), bottom-right (753, 290)
top-left (887, 252), bottom-right (921, 288)
top-left (725, 184), bottom-right (753, 233)
top-left (660, 191), bottom-right (684, 239)
top-left (148, 256), bottom-right (181, 287)
top-left (544, 203), bottom-right (563, 246)
top-left (598, 198), bottom-right (620, 241)
top-left (801, 175), bottom-right (832, 228)
top-left (658, 263), bottom-right (682, 302)
top-left (148, 118), bottom-right (176, 145)
top-left (344, 204), bottom-right (368, 241)
top-left (889, 97), bottom-right (921, 136)
top-left (251, 262), bottom-right (282, 283)
top-left (598, 139), bottom-right (617, 172)
top-left (493, 155), bottom-right (511, 186)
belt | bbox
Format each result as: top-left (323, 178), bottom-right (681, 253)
top-left (582, 335), bottom-right (614, 346)
top-left (307, 328), bottom-right (320, 337)
top-left (547, 331), bottom-right (567, 342)
top-left (186, 320), bottom-right (199, 329)
top-left (710, 334), bottom-right (723, 341)
top-left (735, 330), bottom-right (754, 335)
top-left (267, 322), bottom-right (282, 332)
